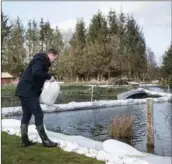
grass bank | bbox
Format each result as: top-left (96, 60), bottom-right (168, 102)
top-left (2, 132), bottom-right (103, 164)
top-left (2, 84), bottom-right (129, 107)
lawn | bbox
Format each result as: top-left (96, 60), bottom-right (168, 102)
top-left (2, 132), bottom-right (104, 164)
top-left (1, 84), bottom-right (129, 107)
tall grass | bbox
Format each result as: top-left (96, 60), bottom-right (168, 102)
top-left (109, 116), bottom-right (135, 140)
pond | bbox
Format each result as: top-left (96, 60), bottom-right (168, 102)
top-left (6, 86), bottom-right (172, 157)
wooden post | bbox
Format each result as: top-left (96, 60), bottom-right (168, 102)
top-left (76, 75), bottom-right (79, 83)
top-left (97, 74), bottom-right (100, 86)
top-left (128, 82), bottom-right (139, 90)
top-left (91, 86), bottom-right (94, 102)
top-left (167, 85), bottom-right (170, 93)
top-left (146, 98), bottom-right (154, 149)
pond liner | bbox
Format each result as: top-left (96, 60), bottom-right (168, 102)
top-left (117, 88), bottom-right (170, 100)
top-left (2, 119), bottom-right (171, 164)
top-left (2, 97), bottom-right (171, 117)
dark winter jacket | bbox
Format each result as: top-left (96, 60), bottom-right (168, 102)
top-left (15, 53), bottom-right (52, 97)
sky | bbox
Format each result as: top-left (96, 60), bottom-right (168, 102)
top-left (2, 1), bottom-right (172, 65)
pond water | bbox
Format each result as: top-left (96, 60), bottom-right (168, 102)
top-left (9, 87), bottom-right (172, 157)
top-left (45, 102), bottom-right (172, 157)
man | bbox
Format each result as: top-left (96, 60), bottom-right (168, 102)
top-left (15, 49), bottom-right (58, 148)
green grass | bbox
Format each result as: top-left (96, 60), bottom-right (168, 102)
top-left (1, 84), bottom-right (129, 107)
top-left (57, 87), bottom-right (128, 103)
top-left (1, 84), bottom-right (17, 95)
top-left (2, 132), bottom-right (103, 164)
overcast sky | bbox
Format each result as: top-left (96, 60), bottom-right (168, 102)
top-left (2, 1), bottom-right (172, 65)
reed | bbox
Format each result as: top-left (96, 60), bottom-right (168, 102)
top-left (109, 116), bottom-right (135, 139)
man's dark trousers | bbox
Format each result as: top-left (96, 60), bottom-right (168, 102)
top-left (15, 53), bottom-right (57, 147)
top-left (15, 53), bottom-right (51, 126)
top-left (19, 96), bottom-right (43, 126)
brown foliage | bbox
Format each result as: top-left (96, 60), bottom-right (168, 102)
top-left (109, 115), bottom-right (135, 139)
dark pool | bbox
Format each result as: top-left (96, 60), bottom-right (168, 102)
top-left (10, 87), bottom-right (172, 157)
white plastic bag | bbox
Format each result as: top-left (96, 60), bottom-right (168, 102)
top-left (40, 81), bottom-right (60, 105)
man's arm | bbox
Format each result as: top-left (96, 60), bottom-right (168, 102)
top-left (32, 59), bottom-right (52, 80)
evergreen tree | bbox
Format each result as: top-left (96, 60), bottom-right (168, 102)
top-left (162, 45), bottom-right (172, 75)
top-left (108, 10), bottom-right (121, 77)
top-left (3, 17), bottom-right (26, 75)
top-left (43, 21), bottom-right (54, 50)
top-left (1, 9), bottom-right (150, 82)
top-left (162, 45), bottom-right (172, 87)
top-left (26, 20), bottom-right (32, 59)
top-left (1, 12), bottom-right (12, 46)
top-left (116, 11), bottom-right (127, 77)
top-left (32, 20), bottom-right (40, 54)
top-left (40, 18), bottom-right (45, 51)
top-left (1, 12), bottom-right (12, 71)
top-left (26, 19), bottom-right (40, 60)
top-left (87, 11), bottom-right (109, 80)
top-left (108, 10), bottom-right (118, 35)
top-left (51, 26), bottom-right (64, 52)
top-left (70, 18), bottom-right (87, 80)
top-left (125, 15), bottom-right (146, 80)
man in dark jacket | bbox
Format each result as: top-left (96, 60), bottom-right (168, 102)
top-left (15, 49), bottom-right (58, 147)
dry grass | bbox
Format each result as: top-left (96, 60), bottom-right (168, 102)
top-left (109, 116), bottom-right (135, 140)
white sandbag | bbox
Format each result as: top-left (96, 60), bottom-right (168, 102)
top-left (103, 139), bottom-right (145, 158)
top-left (96, 150), bottom-right (110, 161)
top-left (63, 141), bottom-right (79, 152)
top-left (40, 81), bottom-right (60, 105)
top-left (106, 157), bottom-right (123, 164)
top-left (76, 148), bottom-right (89, 155)
top-left (123, 157), bottom-right (150, 164)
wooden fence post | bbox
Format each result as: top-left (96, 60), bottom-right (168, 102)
top-left (146, 98), bottom-right (154, 149)
top-left (91, 86), bottom-right (94, 102)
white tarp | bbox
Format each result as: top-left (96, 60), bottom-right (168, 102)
top-left (2, 92), bottom-right (171, 117)
top-left (117, 88), bottom-right (171, 100)
top-left (2, 119), bottom-right (171, 164)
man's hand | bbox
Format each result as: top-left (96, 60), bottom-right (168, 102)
top-left (49, 76), bottom-right (56, 82)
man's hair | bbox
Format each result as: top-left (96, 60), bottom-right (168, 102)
top-left (47, 48), bottom-right (58, 55)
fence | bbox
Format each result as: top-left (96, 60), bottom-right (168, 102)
top-left (1, 85), bottom-right (128, 108)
